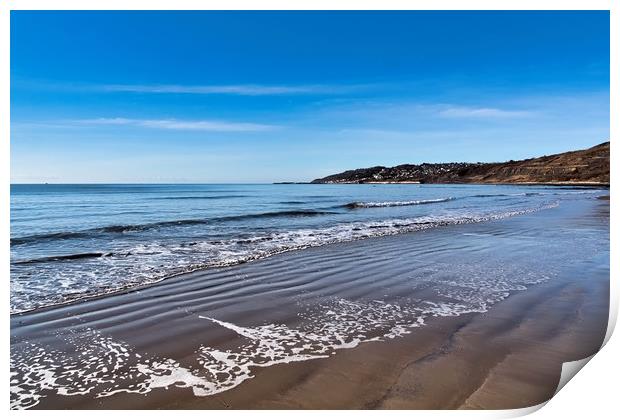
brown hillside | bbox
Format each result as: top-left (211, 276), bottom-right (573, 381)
top-left (311, 142), bottom-right (609, 185)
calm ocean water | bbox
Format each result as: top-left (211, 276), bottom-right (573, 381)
top-left (10, 183), bottom-right (605, 313)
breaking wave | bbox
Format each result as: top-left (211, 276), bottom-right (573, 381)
top-left (343, 197), bottom-right (454, 208)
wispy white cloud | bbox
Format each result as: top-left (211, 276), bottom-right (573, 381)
top-left (14, 78), bottom-right (389, 96)
top-left (299, 100), bottom-right (537, 127)
top-left (438, 106), bottom-right (533, 118)
top-left (75, 117), bottom-right (278, 132)
top-left (101, 83), bottom-right (373, 96)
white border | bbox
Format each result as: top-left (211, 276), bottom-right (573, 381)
top-left (0, 0), bottom-right (615, 11)
top-left (2, 2), bottom-right (616, 419)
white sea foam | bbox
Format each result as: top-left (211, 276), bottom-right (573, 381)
top-left (10, 297), bottom-right (464, 408)
top-left (346, 197), bottom-right (454, 208)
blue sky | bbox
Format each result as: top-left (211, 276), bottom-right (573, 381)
top-left (11, 11), bottom-right (609, 183)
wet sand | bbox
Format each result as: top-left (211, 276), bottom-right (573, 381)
top-left (162, 256), bottom-right (608, 410)
top-left (10, 199), bottom-right (609, 410)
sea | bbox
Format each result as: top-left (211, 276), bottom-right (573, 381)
top-left (10, 183), bottom-right (606, 314)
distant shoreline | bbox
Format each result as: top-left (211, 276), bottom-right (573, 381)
top-left (310, 142), bottom-right (610, 185)
top-left (275, 181), bottom-right (609, 187)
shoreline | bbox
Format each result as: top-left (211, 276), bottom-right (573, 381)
top-left (277, 181), bottom-right (610, 187)
top-left (311, 181), bottom-right (610, 187)
top-left (10, 198), bottom-right (610, 410)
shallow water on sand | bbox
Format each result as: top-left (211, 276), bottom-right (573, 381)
top-left (10, 191), bottom-right (609, 409)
